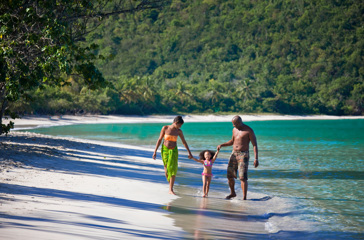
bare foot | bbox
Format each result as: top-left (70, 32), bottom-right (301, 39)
top-left (202, 194), bottom-right (206, 198)
top-left (169, 190), bottom-right (176, 195)
top-left (225, 193), bottom-right (236, 200)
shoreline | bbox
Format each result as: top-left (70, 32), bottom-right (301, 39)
top-left (4, 113), bottom-right (364, 130)
top-left (2, 115), bottom-right (363, 239)
top-left (0, 131), bottom-right (283, 239)
top-left (0, 131), bottom-right (316, 239)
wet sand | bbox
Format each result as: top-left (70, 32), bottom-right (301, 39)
top-left (2, 114), bottom-right (363, 239)
top-left (0, 131), bottom-right (287, 239)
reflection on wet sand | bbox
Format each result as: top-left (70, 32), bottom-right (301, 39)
top-left (162, 186), bottom-right (269, 239)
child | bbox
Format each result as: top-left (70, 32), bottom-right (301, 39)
top-left (191, 148), bottom-right (220, 197)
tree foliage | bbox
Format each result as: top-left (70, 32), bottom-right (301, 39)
top-left (0, 0), bottom-right (166, 134)
top-left (5, 0), bottom-right (364, 124)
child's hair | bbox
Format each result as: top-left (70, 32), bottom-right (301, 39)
top-left (199, 150), bottom-right (215, 160)
top-left (173, 115), bottom-right (184, 124)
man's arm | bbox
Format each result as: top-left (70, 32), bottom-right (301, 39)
top-left (250, 130), bottom-right (259, 168)
top-left (217, 131), bottom-right (234, 150)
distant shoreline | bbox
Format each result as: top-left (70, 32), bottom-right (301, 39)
top-left (5, 114), bottom-right (364, 130)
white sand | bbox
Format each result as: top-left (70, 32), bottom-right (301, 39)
top-left (1, 114), bottom-right (363, 239)
top-left (4, 114), bottom-right (364, 130)
top-left (0, 131), bottom-right (184, 239)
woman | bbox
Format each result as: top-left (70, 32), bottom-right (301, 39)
top-left (152, 116), bottom-right (193, 195)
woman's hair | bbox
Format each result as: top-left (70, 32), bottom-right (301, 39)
top-left (173, 115), bottom-right (184, 124)
top-left (199, 150), bottom-right (215, 160)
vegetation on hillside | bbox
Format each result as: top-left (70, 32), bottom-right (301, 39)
top-left (0, 0), bottom-right (165, 134)
top-left (9, 0), bottom-right (364, 117)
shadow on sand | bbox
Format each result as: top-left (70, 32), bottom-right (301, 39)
top-left (1, 133), bottom-right (362, 239)
top-left (0, 133), bottom-right (186, 239)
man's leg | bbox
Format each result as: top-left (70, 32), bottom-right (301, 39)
top-left (226, 178), bottom-right (236, 199)
top-left (238, 153), bottom-right (249, 200)
top-left (240, 179), bottom-right (248, 200)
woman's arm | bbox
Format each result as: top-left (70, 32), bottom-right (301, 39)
top-left (152, 126), bottom-right (166, 160)
top-left (178, 129), bottom-right (193, 159)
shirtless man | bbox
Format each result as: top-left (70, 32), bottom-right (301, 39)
top-left (217, 115), bottom-right (259, 200)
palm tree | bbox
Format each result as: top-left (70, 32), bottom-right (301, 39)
top-left (175, 81), bottom-right (192, 105)
top-left (204, 79), bottom-right (227, 110)
top-left (236, 79), bottom-right (255, 101)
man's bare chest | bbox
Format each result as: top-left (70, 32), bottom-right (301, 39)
top-left (234, 130), bottom-right (250, 140)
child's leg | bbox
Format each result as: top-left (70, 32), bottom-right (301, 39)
top-left (202, 175), bottom-right (207, 197)
top-left (205, 176), bottom-right (211, 196)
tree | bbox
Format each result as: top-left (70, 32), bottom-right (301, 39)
top-left (0, 0), bottom-right (167, 135)
top-left (235, 79), bottom-right (255, 101)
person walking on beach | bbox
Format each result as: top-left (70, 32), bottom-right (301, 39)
top-left (217, 115), bottom-right (259, 200)
top-left (191, 148), bottom-right (220, 197)
top-left (153, 116), bottom-right (193, 195)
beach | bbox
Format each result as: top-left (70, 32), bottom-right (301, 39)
top-left (1, 131), bottom-right (187, 239)
top-left (4, 114), bottom-right (364, 130)
top-left (1, 114), bottom-right (364, 239)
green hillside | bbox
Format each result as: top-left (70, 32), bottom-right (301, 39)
top-left (12, 0), bottom-right (364, 115)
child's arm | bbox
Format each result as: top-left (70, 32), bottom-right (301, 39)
top-left (211, 148), bottom-right (220, 163)
top-left (191, 156), bottom-right (204, 164)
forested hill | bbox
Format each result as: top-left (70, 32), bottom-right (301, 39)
top-left (13, 0), bottom-right (364, 115)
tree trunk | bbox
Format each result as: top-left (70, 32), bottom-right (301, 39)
top-left (0, 83), bottom-right (9, 134)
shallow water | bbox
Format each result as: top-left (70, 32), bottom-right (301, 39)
top-left (24, 119), bottom-right (364, 238)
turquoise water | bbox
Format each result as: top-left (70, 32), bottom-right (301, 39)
top-left (25, 120), bottom-right (364, 238)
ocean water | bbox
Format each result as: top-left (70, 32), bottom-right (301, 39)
top-left (24, 119), bottom-right (364, 239)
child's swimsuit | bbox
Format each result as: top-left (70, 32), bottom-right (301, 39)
top-left (202, 172), bottom-right (213, 177)
top-left (202, 160), bottom-right (213, 177)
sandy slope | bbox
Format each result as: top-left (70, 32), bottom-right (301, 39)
top-left (0, 132), bottom-right (183, 239)
top-left (1, 114), bottom-right (363, 239)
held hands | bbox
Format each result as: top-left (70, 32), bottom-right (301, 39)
top-left (189, 154), bottom-right (201, 162)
